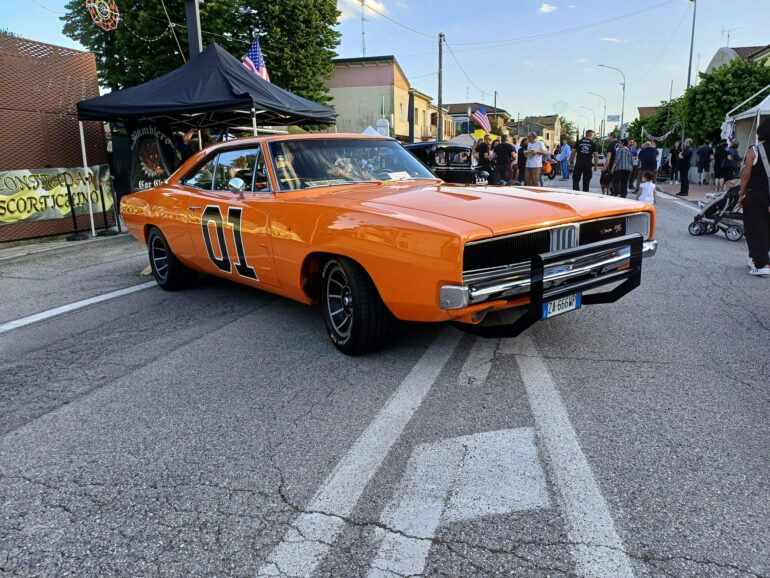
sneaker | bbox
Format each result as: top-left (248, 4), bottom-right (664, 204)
top-left (747, 258), bottom-right (755, 271)
top-left (749, 265), bottom-right (770, 277)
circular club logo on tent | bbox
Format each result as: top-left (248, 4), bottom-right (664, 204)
top-left (137, 137), bottom-right (164, 178)
top-left (86, 0), bottom-right (120, 32)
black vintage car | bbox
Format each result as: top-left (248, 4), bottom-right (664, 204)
top-left (403, 141), bottom-right (488, 184)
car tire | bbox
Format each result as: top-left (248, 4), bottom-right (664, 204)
top-left (321, 257), bottom-right (395, 355)
top-left (147, 228), bottom-right (196, 291)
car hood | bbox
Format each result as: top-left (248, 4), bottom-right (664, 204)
top-left (334, 183), bottom-right (650, 237)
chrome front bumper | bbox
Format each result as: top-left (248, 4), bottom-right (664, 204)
top-left (440, 236), bottom-right (656, 311)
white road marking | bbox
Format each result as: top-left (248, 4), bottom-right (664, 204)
top-left (506, 336), bottom-right (635, 578)
top-left (656, 190), bottom-right (700, 212)
top-left (0, 282), bottom-right (156, 335)
top-left (257, 328), bottom-right (462, 578)
top-left (368, 428), bottom-right (549, 578)
top-left (457, 337), bottom-right (498, 387)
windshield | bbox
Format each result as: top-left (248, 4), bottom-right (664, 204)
top-left (268, 138), bottom-right (437, 191)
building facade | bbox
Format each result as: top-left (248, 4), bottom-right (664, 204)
top-left (325, 56), bottom-right (453, 141)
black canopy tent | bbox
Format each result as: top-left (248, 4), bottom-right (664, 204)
top-left (73, 43), bottom-right (336, 212)
top-left (76, 42), bottom-right (336, 128)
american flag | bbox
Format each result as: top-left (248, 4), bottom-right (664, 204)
top-left (471, 105), bottom-right (491, 134)
top-left (243, 38), bottom-right (270, 82)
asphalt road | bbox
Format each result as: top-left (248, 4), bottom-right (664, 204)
top-left (0, 193), bottom-right (768, 578)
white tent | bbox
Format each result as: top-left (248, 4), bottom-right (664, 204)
top-left (447, 133), bottom-right (476, 147)
top-left (361, 125), bottom-right (381, 136)
top-left (722, 84), bottom-right (770, 156)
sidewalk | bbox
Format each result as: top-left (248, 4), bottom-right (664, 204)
top-left (656, 180), bottom-right (722, 205)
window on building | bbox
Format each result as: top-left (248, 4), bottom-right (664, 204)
top-left (414, 107), bottom-right (419, 125)
top-left (400, 103), bottom-right (405, 121)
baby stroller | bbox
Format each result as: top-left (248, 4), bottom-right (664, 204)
top-left (688, 185), bottom-right (744, 241)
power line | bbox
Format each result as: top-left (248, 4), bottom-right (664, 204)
top-left (632, 5), bottom-right (691, 85)
top-left (450, 0), bottom-right (676, 48)
top-left (363, 3), bottom-right (435, 39)
top-left (444, 40), bottom-right (487, 97)
top-left (159, 0), bottom-right (186, 62)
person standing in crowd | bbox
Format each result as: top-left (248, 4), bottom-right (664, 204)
top-left (696, 141), bottom-right (714, 185)
top-left (628, 139), bottom-right (639, 194)
top-left (725, 141), bottom-right (741, 182)
top-left (511, 136), bottom-right (521, 182)
top-left (494, 134), bottom-right (515, 184)
top-left (516, 135), bottom-right (528, 183)
top-left (739, 117), bottom-right (770, 277)
top-left (636, 141), bottom-right (658, 191)
top-left (603, 133), bottom-right (618, 193)
top-left (557, 138), bottom-right (571, 181)
top-left (524, 132), bottom-right (546, 186)
top-left (669, 140), bottom-right (681, 184)
top-left (713, 140), bottom-right (728, 191)
top-left (570, 129), bottom-right (598, 192)
top-left (678, 138), bottom-right (693, 196)
top-left (611, 138), bottom-right (633, 198)
top-left (476, 134), bottom-right (492, 176)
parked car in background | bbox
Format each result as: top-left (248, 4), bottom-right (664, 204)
top-left (121, 134), bottom-right (657, 355)
top-left (403, 141), bottom-right (488, 184)
top-left (597, 154), bottom-right (606, 167)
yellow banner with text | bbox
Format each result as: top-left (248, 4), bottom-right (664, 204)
top-left (0, 165), bottom-right (112, 225)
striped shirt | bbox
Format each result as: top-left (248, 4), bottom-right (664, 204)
top-left (613, 146), bottom-right (632, 171)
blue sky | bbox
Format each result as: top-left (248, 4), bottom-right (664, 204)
top-left (7, 0), bottom-right (770, 132)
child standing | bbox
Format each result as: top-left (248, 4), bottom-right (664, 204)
top-left (636, 171), bottom-right (657, 204)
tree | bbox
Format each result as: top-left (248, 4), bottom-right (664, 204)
top-left (559, 116), bottom-right (577, 146)
top-left (627, 98), bottom-right (682, 146)
top-left (680, 58), bottom-right (770, 143)
top-left (61, 0), bottom-right (340, 104)
top-left (0, 27), bottom-right (20, 37)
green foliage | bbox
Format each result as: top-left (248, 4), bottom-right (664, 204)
top-left (559, 116), bottom-right (577, 145)
top-left (0, 27), bottom-right (20, 37)
top-left (627, 99), bottom-right (682, 146)
top-left (61, 0), bottom-right (340, 104)
top-left (680, 58), bottom-right (770, 143)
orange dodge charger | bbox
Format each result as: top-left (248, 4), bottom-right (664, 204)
top-left (121, 134), bottom-right (657, 355)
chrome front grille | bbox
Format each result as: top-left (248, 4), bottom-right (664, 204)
top-left (462, 213), bottom-right (651, 277)
top-left (549, 225), bottom-right (578, 252)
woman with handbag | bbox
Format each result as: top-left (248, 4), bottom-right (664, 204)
top-left (739, 117), bottom-right (770, 277)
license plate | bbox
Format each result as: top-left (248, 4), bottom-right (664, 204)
top-left (542, 293), bottom-right (582, 320)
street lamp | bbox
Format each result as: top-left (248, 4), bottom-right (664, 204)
top-left (579, 106), bottom-right (596, 134)
top-left (598, 64), bottom-right (626, 138)
top-left (588, 91), bottom-right (607, 140)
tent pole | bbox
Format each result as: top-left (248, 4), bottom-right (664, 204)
top-left (251, 108), bottom-right (258, 136)
top-left (198, 129), bottom-right (203, 151)
top-left (78, 120), bottom-right (97, 237)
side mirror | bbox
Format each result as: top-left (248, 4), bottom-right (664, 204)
top-left (228, 177), bottom-right (246, 198)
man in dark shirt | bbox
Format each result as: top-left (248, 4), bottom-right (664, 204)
top-left (636, 141), bottom-right (658, 190)
top-left (494, 134), bottom-right (515, 183)
top-left (696, 142), bottom-right (714, 185)
top-left (475, 134), bottom-right (492, 176)
top-left (678, 138), bottom-right (693, 196)
top-left (569, 129), bottom-right (598, 192)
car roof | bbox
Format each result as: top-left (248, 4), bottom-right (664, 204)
top-left (202, 132), bottom-right (394, 154)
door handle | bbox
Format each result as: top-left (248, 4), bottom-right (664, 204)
top-left (187, 206), bottom-right (201, 211)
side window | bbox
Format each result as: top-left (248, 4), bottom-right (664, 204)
top-left (254, 152), bottom-right (270, 191)
top-left (182, 157), bottom-right (216, 190)
top-left (213, 148), bottom-right (259, 191)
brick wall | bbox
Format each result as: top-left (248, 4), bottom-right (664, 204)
top-left (0, 35), bottom-right (106, 171)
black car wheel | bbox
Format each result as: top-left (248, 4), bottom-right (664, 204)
top-left (147, 228), bottom-right (196, 291)
top-left (321, 257), bottom-right (395, 355)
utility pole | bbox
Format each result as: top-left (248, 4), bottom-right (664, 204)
top-left (360, 0), bottom-right (366, 57)
top-left (184, 0), bottom-right (203, 57)
top-left (437, 32), bottom-right (444, 141)
top-left (493, 90), bottom-right (497, 133)
top-left (682, 0), bottom-right (697, 145)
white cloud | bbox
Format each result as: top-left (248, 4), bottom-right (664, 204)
top-left (573, 58), bottom-right (588, 63)
top-left (338, 0), bottom-right (388, 22)
top-left (539, 3), bottom-right (557, 13)
top-left (599, 37), bottom-right (629, 44)
top-left (521, 59), bottom-right (550, 69)
top-left (568, 4), bottom-right (575, 7)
